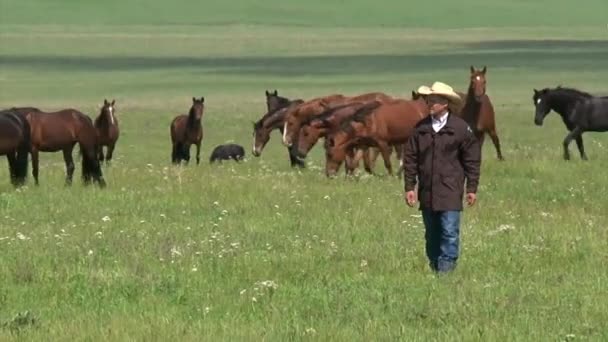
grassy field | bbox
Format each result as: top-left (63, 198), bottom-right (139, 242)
top-left (1, 0), bottom-right (608, 340)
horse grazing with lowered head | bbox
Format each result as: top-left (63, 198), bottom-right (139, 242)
top-left (94, 99), bottom-right (120, 165)
top-left (281, 92), bottom-right (393, 147)
top-left (324, 98), bottom-right (428, 177)
top-left (253, 91), bottom-right (306, 168)
top-left (0, 109), bottom-right (31, 187)
top-left (533, 86), bottom-right (608, 160)
top-left (170, 97), bottom-right (205, 165)
top-left (11, 107), bottom-right (105, 187)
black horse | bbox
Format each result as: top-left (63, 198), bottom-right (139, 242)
top-left (0, 109), bottom-right (31, 187)
top-left (533, 86), bottom-right (608, 160)
top-left (253, 91), bottom-right (306, 168)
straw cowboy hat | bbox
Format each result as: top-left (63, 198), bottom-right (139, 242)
top-left (416, 81), bottom-right (462, 106)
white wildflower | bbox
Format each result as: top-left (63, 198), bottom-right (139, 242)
top-left (101, 216), bottom-right (111, 222)
top-left (16, 232), bottom-right (29, 240)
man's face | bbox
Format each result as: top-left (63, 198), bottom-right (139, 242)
top-left (425, 95), bottom-right (449, 115)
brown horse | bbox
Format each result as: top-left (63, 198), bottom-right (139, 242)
top-left (324, 98), bottom-right (428, 177)
top-left (253, 95), bottom-right (307, 168)
top-left (94, 99), bottom-right (120, 164)
top-left (12, 107), bottom-right (105, 187)
top-left (0, 109), bottom-right (31, 186)
top-left (170, 97), bottom-right (205, 165)
top-left (281, 92), bottom-right (393, 147)
top-left (460, 66), bottom-right (504, 160)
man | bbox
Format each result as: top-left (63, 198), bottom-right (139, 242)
top-left (403, 81), bottom-right (481, 273)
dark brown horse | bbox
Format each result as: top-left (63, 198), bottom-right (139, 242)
top-left (0, 109), bottom-right (31, 186)
top-left (94, 99), bottom-right (120, 164)
top-left (12, 107), bottom-right (105, 187)
top-left (460, 66), bottom-right (504, 160)
top-left (265, 90), bottom-right (292, 114)
top-left (170, 97), bottom-right (204, 165)
top-left (281, 92), bottom-right (393, 147)
top-left (324, 98), bottom-right (428, 177)
top-left (253, 98), bottom-right (306, 168)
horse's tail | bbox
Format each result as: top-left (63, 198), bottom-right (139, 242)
top-left (13, 114), bottom-right (31, 185)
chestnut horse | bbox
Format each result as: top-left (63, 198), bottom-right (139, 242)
top-left (11, 107), bottom-right (105, 187)
top-left (461, 66), bottom-right (504, 160)
top-left (281, 92), bottom-right (393, 147)
top-left (0, 109), bottom-right (31, 186)
top-left (324, 98), bottom-right (428, 177)
top-left (170, 97), bottom-right (204, 165)
top-left (94, 99), bottom-right (120, 164)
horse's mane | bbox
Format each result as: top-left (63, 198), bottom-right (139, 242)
top-left (271, 95), bottom-right (292, 109)
top-left (302, 102), bottom-right (357, 126)
top-left (546, 86), bottom-right (594, 99)
top-left (336, 101), bottom-right (382, 132)
top-left (255, 99), bottom-right (304, 129)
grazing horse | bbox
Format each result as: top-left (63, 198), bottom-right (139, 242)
top-left (252, 97), bottom-right (307, 168)
top-left (459, 66), bottom-right (504, 160)
top-left (281, 92), bottom-right (393, 147)
top-left (94, 99), bottom-right (120, 164)
top-left (324, 98), bottom-right (428, 177)
top-left (0, 110), bottom-right (30, 186)
top-left (295, 101), bottom-right (384, 174)
top-left (533, 87), bottom-right (608, 160)
top-left (170, 97), bottom-right (205, 165)
top-left (11, 107), bottom-right (105, 187)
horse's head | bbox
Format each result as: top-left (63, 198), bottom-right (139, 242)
top-left (296, 120), bottom-right (327, 158)
top-left (252, 119), bottom-right (271, 157)
top-left (323, 125), bottom-right (358, 177)
top-left (265, 89), bottom-right (283, 113)
top-left (101, 99), bottom-right (116, 122)
top-left (190, 97), bottom-right (205, 121)
top-left (411, 91), bottom-right (423, 101)
top-left (469, 66), bottom-right (487, 101)
top-left (533, 88), bottom-right (551, 126)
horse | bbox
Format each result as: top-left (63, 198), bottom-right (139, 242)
top-left (295, 101), bottom-right (384, 174)
top-left (265, 90), bottom-right (292, 114)
top-left (281, 92), bottom-right (393, 147)
top-left (324, 98), bottom-right (428, 177)
top-left (0, 110), bottom-right (30, 187)
top-left (252, 97), bottom-right (306, 168)
top-left (459, 66), bottom-right (504, 160)
top-left (533, 87), bottom-right (608, 160)
top-left (170, 97), bottom-right (205, 165)
top-left (94, 99), bottom-right (120, 164)
top-left (10, 107), bottom-right (105, 187)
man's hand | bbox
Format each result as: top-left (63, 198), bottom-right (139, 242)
top-left (405, 191), bottom-right (417, 207)
top-left (466, 193), bottom-right (477, 206)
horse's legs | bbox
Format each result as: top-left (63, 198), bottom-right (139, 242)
top-left (563, 127), bottom-right (583, 161)
top-left (574, 135), bottom-right (588, 161)
top-left (288, 145), bottom-right (306, 168)
top-left (487, 129), bottom-right (504, 161)
top-left (362, 148), bottom-right (376, 175)
top-left (98, 144), bottom-right (105, 164)
top-left (171, 143), bottom-right (180, 165)
top-left (31, 148), bottom-right (39, 185)
top-left (7, 153), bottom-right (17, 186)
top-left (63, 147), bottom-right (75, 186)
top-left (183, 144), bottom-right (191, 165)
top-left (105, 143), bottom-right (116, 164)
top-left (195, 142), bottom-right (201, 165)
top-left (377, 142), bottom-right (393, 176)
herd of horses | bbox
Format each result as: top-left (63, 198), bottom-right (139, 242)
top-left (253, 66), bottom-right (607, 176)
top-left (1, 65), bottom-right (607, 188)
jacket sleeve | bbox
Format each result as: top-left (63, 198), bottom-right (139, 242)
top-left (403, 132), bottom-right (419, 192)
top-left (460, 126), bottom-right (481, 193)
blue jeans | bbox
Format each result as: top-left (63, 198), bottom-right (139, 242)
top-left (421, 210), bottom-right (461, 273)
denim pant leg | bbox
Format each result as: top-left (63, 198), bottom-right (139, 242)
top-left (437, 211), bottom-right (461, 273)
top-left (421, 210), bottom-right (441, 271)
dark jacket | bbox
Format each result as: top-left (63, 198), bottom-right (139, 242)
top-left (403, 113), bottom-right (481, 211)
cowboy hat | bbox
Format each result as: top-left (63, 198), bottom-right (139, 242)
top-left (416, 81), bottom-right (462, 105)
